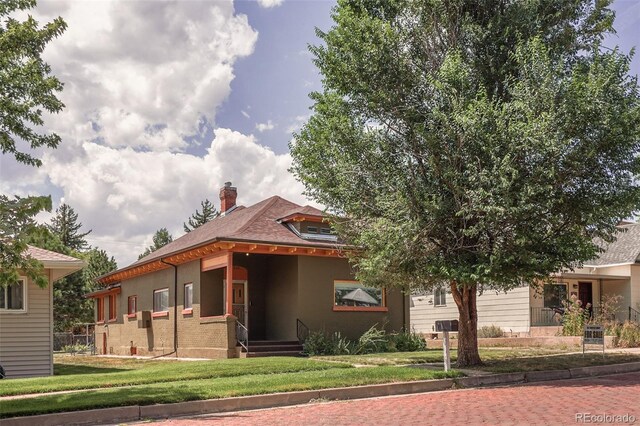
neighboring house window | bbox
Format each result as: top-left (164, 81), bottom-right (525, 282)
top-left (434, 288), bottom-right (446, 306)
top-left (0, 277), bottom-right (26, 311)
top-left (128, 296), bottom-right (137, 316)
top-left (153, 288), bottom-right (169, 312)
top-left (333, 280), bottom-right (386, 311)
top-left (544, 283), bottom-right (567, 308)
top-left (108, 294), bottom-right (117, 321)
top-left (184, 283), bottom-right (193, 310)
top-left (97, 297), bottom-right (105, 322)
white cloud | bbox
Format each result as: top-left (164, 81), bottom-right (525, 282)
top-left (257, 0), bottom-right (285, 9)
top-left (285, 115), bottom-right (310, 134)
top-left (2, 1), bottom-right (318, 269)
top-left (34, 0), bottom-right (257, 152)
top-left (42, 129), bottom-right (309, 266)
top-left (255, 120), bottom-right (275, 132)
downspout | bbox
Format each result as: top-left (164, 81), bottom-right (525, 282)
top-left (160, 259), bottom-right (178, 357)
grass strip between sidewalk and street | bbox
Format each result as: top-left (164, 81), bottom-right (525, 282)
top-left (0, 366), bottom-right (462, 418)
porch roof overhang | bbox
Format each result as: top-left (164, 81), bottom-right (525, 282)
top-left (85, 284), bottom-right (121, 298)
top-left (97, 239), bottom-right (349, 285)
top-left (552, 272), bottom-right (630, 281)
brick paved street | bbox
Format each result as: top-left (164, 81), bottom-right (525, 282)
top-left (142, 372), bottom-right (640, 426)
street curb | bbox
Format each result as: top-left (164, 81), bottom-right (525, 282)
top-left (0, 406), bottom-right (140, 426)
top-left (3, 362), bottom-right (640, 426)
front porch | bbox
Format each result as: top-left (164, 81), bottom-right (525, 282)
top-left (529, 273), bottom-right (637, 327)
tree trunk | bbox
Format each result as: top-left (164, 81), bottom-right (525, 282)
top-left (450, 281), bottom-right (482, 367)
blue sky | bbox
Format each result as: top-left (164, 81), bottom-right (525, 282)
top-left (2, 0), bottom-right (638, 267)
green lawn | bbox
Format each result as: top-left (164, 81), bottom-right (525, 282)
top-left (1, 357), bottom-right (461, 418)
top-left (0, 356), bottom-right (348, 397)
top-left (3, 349), bottom-right (639, 419)
top-left (314, 348), bottom-right (640, 373)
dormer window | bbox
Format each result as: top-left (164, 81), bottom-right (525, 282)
top-left (320, 228), bottom-right (332, 235)
top-left (307, 226), bottom-right (318, 234)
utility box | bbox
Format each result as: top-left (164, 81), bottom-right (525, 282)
top-left (435, 320), bottom-right (459, 332)
top-left (138, 311), bottom-right (151, 328)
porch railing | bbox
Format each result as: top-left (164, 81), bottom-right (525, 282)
top-left (530, 307), bottom-right (564, 326)
top-left (531, 306), bottom-right (609, 326)
top-left (630, 307), bottom-right (640, 323)
top-left (236, 320), bottom-right (249, 353)
top-left (296, 318), bottom-right (310, 344)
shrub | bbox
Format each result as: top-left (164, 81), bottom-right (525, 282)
top-left (61, 344), bottom-right (90, 354)
top-left (618, 321), bottom-right (640, 348)
top-left (303, 325), bottom-right (427, 355)
top-left (389, 329), bottom-right (427, 352)
top-left (352, 324), bottom-right (387, 355)
top-left (477, 325), bottom-right (504, 338)
top-left (592, 294), bottom-right (622, 326)
top-left (562, 295), bottom-right (590, 336)
top-left (302, 331), bottom-right (351, 356)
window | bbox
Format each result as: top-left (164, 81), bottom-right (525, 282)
top-left (307, 226), bottom-right (318, 234)
top-left (544, 283), bottom-right (567, 308)
top-left (128, 296), bottom-right (137, 316)
top-left (184, 283), bottom-right (193, 310)
top-left (96, 297), bottom-right (104, 322)
top-left (108, 294), bottom-right (117, 321)
top-left (0, 278), bottom-right (26, 311)
top-left (320, 227), bottom-right (332, 235)
top-left (334, 280), bottom-right (386, 311)
top-left (153, 288), bottom-right (169, 312)
top-left (434, 288), bottom-right (446, 306)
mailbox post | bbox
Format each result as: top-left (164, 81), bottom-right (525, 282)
top-left (435, 320), bottom-right (459, 372)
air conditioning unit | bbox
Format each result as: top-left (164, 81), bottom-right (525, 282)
top-left (138, 310), bottom-right (151, 328)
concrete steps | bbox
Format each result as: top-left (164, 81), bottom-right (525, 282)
top-left (240, 340), bottom-right (304, 358)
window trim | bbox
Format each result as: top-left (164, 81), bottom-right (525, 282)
top-left (127, 295), bottom-right (137, 318)
top-left (332, 280), bottom-right (388, 312)
top-left (544, 282), bottom-right (568, 308)
top-left (0, 276), bottom-right (27, 313)
top-left (183, 283), bottom-right (193, 315)
top-left (96, 296), bottom-right (105, 324)
top-left (108, 294), bottom-right (117, 322)
top-left (434, 287), bottom-right (447, 307)
top-left (153, 287), bottom-right (169, 315)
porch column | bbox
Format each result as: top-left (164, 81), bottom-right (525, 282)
top-left (226, 253), bottom-right (233, 316)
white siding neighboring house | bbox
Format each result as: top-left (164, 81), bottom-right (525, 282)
top-left (411, 224), bottom-right (640, 336)
top-left (0, 246), bottom-right (84, 378)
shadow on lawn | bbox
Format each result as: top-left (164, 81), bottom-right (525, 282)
top-left (54, 364), bottom-right (127, 375)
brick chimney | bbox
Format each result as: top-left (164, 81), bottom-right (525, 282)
top-left (219, 181), bottom-right (237, 214)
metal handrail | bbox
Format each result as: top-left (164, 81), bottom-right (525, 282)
top-left (296, 318), bottom-right (309, 344)
top-left (630, 306), bottom-right (640, 323)
top-left (236, 319), bottom-right (249, 353)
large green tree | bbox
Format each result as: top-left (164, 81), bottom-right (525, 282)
top-left (291, 0), bottom-right (640, 366)
top-left (0, 0), bottom-right (66, 287)
top-left (183, 199), bottom-right (218, 233)
top-left (139, 228), bottom-right (173, 259)
top-left (0, 195), bottom-right (51, 288)
top-left (48, 203), bottom-right (92, 251)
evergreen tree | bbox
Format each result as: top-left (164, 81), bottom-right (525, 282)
top-left (183, 199), bottom-right (219, 233)
top-left (138, 228), bottom-right (173, 259)
top-left (48, 203), bottom-right (92, 251)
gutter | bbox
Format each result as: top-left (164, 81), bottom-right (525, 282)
top-left (160, 259), bottom-right (178, 357)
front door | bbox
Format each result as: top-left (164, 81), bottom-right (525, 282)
top-left (232, 282), bottom-right (247, 325)
top-left (578, 282), bottom-right (593, 316)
